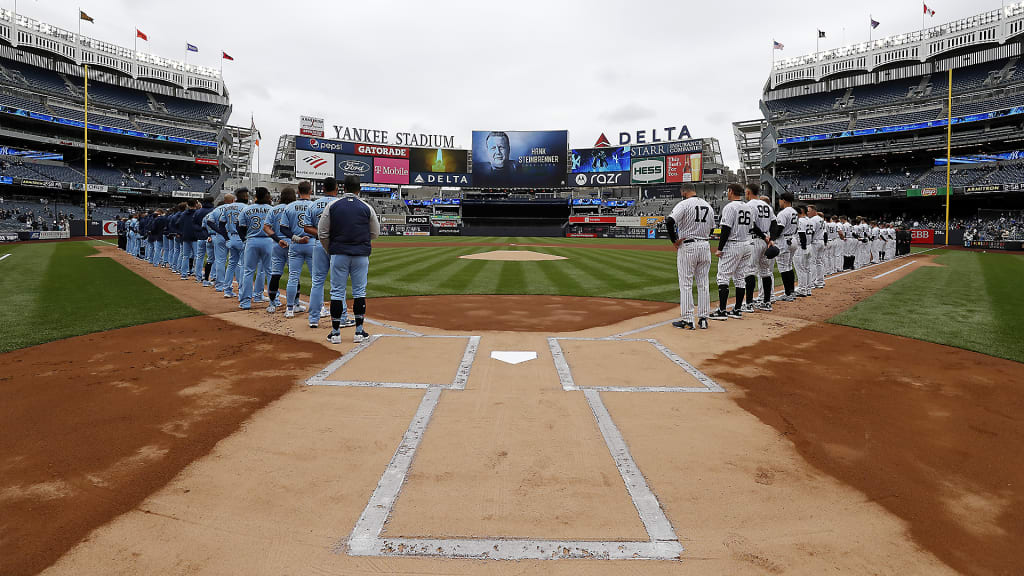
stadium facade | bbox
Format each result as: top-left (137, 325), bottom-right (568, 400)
top-left (0, 8), bottom-right (248, 233)
top-left (758, 2), bottom-right (1024, 219)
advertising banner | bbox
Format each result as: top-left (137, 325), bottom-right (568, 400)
top-left (334, 154), bottom-right (373, 182)
top-left (299, 116), bottom-right (325, 137)
top-left (568, 216), bottom-right (616, 224)
top-left (471, 130), bottom-right (569, 187)
top-left (101, 220), bottom-right (118, 236)
top-left (194, 157), bottom-right (219, 166)
top-left (631, 139), bottom-right (702, 158)
top-left (70, 183), bottom-right (108, 193)
top-left (171, 191), bottom-right (205, 199)
top-left (965, 184), bottom-right (1003, 194)
top-left (409, 147), bottom-right (469, 173)
top-left (640, 216), bottom-right (665, 227)
top-left (431, 226), bottom-right (462, 236)
top-left (373, 157), bottom-right (410, 185)
top-left (631, 157), bottom-right (665, 184)
top-left (910, 229), bottom-right (934, 244)
top-left (295, 136), bottom-right (353, 154)
top-left (355, 143), bottom-right (409, 158)
top-left (616, 216), bottom-right (642, 227)
top-left (0, 232), bottom-right (18, 242)
top-left (411, 172), bottom-right (472, 186)
top-left (406, 215), bottom-right (431, 225)
top-left (20, 179), bottom-right (47, 187)
top-left (380, 214), bottom-right (407, 224)
top-left (0, 176), bottom-right (12, 185)
top-left (570, 147), bottom-right (631, 173)
top-left (666, 153), bottom-right (702, 183)
top-left (38, 230), bottom-right (69, 240)
top-left (570, 171), bottom-right (629, 187)
top-left (296, 149), bottom-right (335, 179)
top-left (797, 192), bottom-right (834, 200)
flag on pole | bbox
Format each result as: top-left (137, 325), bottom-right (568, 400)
top-left (250, 118), bottom-right (260, 146)
top-left (924, 3), bottom-right (935, 16)
top-left (79, 10), bottom-right (94, 23)
top-left (136, 29), bottom-right (147, 41)
top-left (222, 51), bottom-right (234, 61)
top-left (773, 40), bottom-right (785, 50)
top-left (186, 43), bottom-right (198, 53)
top-left (818, 30), bottom-right (826, 38)
top-left (870, 16), bottom-right (880, 29)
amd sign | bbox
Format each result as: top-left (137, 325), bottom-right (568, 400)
top-left (570, 171), bottom-right (628, 187)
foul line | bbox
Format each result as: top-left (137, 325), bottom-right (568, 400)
top-left (873, 260), bottom-right (917, 279)
top-left (0, 253), bottom-right (10, 262)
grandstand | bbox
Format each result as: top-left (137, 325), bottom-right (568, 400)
top-left (0, 9), bottom-right (249, 224)
top-left (758, 1), bottom-right (1024, 217)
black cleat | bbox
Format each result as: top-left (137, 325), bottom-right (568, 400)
top-left (709, 309), bottom-right (729, 321)
top-left (672, 320), bottom-right (695, 330)
top-left (728, 309), bottom-right (743, 319)
top-left (698, 317), bottom-right (709, 330)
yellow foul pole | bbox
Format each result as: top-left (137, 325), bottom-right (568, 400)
top-left (945, 67), bottom-right (951, 246)
top-left (84, 65), bottom-right (89, 229)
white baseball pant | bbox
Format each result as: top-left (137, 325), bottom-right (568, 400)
top-left (677, 240), bottom-right (712, 323)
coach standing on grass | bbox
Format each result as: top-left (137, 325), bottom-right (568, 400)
top-left (317, 175), bottom-right (379, 345)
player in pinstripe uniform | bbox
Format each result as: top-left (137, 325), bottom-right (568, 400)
top-left (665, 183), bottom-right (714, 330)
top-left (855, 217), bottom-right (870, 269)
top-left (884, 224), bottom-right (897, 260)
top-left (710, 183), bottom-right (754, 320)
top-left (870, 221), bottom-right (882, 264)
top-left (794, 206), bottom-right (813, 297)
top-left (742, 183), bottom-right (776, 313)
top-left (807, 205), bottom-right (826, 289)
top-left (773, 192), bottom-right (799, 302)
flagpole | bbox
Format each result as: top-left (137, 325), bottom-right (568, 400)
top-left (84, 64), bottom-right (89, 229)
top-left (945, 67), bottom-right (952, 246)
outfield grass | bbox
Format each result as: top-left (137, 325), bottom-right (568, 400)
top-left (830, 249), bottom-right (1024, 363)
top-left (272, 239), bottom-right (785, 304)
top-left (0, 241), bottom-right (198, 353)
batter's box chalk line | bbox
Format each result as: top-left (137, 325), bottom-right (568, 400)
top-left (549, 337), bottom-right (725, 393)
top-left (306, 332), bottom-right (721, 559)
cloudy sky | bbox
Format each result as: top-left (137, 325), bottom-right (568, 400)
top-left (19, 0), bottom-right (994, 171)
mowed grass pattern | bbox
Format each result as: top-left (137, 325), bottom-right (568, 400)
top-left (0, 241), bottom-right (198, 353)
top-left (830, 249), bottom-right (1024, 363)
top-left (278, 239), bottom-right (786, 304)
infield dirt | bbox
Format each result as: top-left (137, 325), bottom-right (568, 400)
top-left (9, 247), bottom-right (1023, 576)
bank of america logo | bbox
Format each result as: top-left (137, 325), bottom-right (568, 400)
top-left (304, 155), bottom-right (329, 169)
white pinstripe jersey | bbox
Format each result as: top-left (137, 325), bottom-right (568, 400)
top-left (669, 196), bottom-right (715, 240)
top-left (808, 215), bottom-right (826, 242)
top-left (719, 200), bottom-right (753, 243)
top-left (777, 206), bottom-right (798, 235)
top-left (746, 198), bottom-right (775, 239)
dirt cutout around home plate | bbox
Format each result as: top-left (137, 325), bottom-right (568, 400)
top-left (458, 249), bottom-right (567, 261)
top-left (0, 316), bottom-right (336, 576)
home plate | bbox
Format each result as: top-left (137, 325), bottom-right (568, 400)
top-left (490, 351), bottom-right (538, 365)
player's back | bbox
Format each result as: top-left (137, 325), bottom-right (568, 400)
top-left (285, 199), bottom-right (315, 238)
top-left (673, 196), bottom-right (714, 240)
top-left (240, 204), bottom-right (272, 239)
top-left (777, 206), bottom-right (798, 236)
top-left (746, 198), bottom-right (774, 237)
top-left (721, 200), bottom-right (752, 243)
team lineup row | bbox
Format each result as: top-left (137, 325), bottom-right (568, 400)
top-left (120, 176), bottom-right (381, 344)
top-left (666, 182), bottom-right (899, 330)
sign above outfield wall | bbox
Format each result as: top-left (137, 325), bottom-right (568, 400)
top-left (299, 116), bottom-right (325, 138)
top-left (570, 172), bottom-right (629, 186)
top-left (330, 125), bottom-right (456, 148)
top-left (615, 126), bottom-right (692, 146)
top-left (631, 139), bottom-right (703, 158)
top-left (471, 130), bottom-right (569, 188)
top-left (631, 157), bottom-right (665, 184)
top-left (296, 149), bottom-right (335, 179)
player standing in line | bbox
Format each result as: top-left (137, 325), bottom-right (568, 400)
top-left (206, 194), bottom-right (232, 291)
top-left (200, 200), bottom-right (222, 287)
top-left (665, 183), bottom-right (714, 330)
top-left (772, 193), bottom-right (799, 302)
top-left (840, 215), bottom-right (853, 270)
top-left (282, 181), bottom-right (315, 319)
top-left (794, 205), bottom-right (812, 297)
top-left (856, 217), bottom-right (870, 268)
top-left (807, 205), bottom-right (826, 289)
top-left (885, 224), bottom-right (897, 260)
top-left (742, 183), bottom-right (775, 313)
top-left (178, 199), bottom-right (199, 280)
top-left (303, 177), bottom-right (341, 329)
top-left (238, 187), bottom-right (275, 310)
top-left (826, 216), bottom-right (840, 274)
top-left (869, 221), bottom-right (881, 264)
top-left (191, 196), bottom-right (214, 284)
top-left (219, 188), bottom-right (249, 299)
top-left (710, 183), bottom-right (753, 320)
top-left (149, 210), bottom-right (164, 267)
top-left (263, 187), bottom-right (296, 313)
top-left (317, 175), bottom-right (378, 344)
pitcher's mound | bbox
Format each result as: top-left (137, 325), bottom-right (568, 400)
top-left (459, 250), bottom-right (566, 261)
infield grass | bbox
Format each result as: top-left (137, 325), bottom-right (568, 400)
top-left (830, 249), bottom-right (1024, 363)
top-left (0, 241), bottom-right (198, 353)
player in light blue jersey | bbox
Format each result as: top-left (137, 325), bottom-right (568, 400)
top-left (263, 187), bottom-right (295, 313)
top-left (206, 194), bottom-right (232, 291)
top-left (219, 188), bottom-right (249, 299)
top-left (302, 177), bottom-right (339, 329)
top-left (237, 187), bottom-right (275, 310)
top-left (282, 181), bottom-right (315, 319)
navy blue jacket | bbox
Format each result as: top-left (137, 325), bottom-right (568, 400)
top-left (325, 196), bottom-right (372, 256)
top-left (193, 203), bottom-right (214, 239)
top-left (181, 208), bottom-right (199, 241)
top-left (151, 215), bottom-right (167, 241)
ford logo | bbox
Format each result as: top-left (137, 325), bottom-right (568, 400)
top-left (339, 159), bottom-right (370, 173)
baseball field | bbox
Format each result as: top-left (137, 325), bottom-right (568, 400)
top-left (2, 238), bottom-right (1022, 576)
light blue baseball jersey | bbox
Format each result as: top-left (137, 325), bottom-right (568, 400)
top-left (283, 198), bottom-right (314, 239)
top-left (239, 204), bottom-right (273, 239)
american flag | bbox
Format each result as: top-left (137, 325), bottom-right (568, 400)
top-left (773, 40), bottom-right (784, 50)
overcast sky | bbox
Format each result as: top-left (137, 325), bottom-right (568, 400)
top-left (20, 0), bottom-right (995, 171)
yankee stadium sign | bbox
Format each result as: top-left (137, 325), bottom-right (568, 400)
top-left (331, 125), bottom-right (456, 148)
